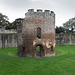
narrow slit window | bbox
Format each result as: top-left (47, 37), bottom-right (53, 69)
top-left (37, 27), bottom-right (41, 38)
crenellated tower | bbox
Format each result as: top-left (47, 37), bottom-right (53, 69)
top-left (17, 9), bottom-right (55, 57)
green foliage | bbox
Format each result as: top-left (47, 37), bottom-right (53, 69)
top-left (55, 26), bottom-right (65, 33)
top-left (0, 13), bottom-right (9, 28)
top-left (36, 46), bottom-right (40, 52)
top-left (5, 23), bottom-right (17, 30)
top-left (0, 13), bottom-right (17, 30)
top-left (63, 17), bottom-right (75, 33)
top-left (0, 45), bottom-right (75, 75)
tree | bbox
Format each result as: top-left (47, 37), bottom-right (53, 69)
top-left (10, 18), bottom-right (24, 30)
top-left (0, 13), bottom-right (18, 30)
top-left (5, 21), bottom-right (17, 30)
top-left (63, 17), bottom-right (75, 33)
top-left (0, 13), bottom-right (9, 28)
top-left (55, 26), bottom-right (65, 33)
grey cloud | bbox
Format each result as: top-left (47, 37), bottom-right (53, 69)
top-left (52, 0), bottom-right (75, 12)
top-left (1, 0), bottom-right (53, 11)
top-left (1, 0), bottom-right (75, 13)
top-left (0, 0), bottom-right (75, 26)
top-left (1, 0), bottom-right (32, 9)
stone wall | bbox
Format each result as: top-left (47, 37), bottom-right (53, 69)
top-left (0, 29), bottom-right (17, 48)
top-left (17, 9), bottom-right (55, 57)
top-left (0, 29), bottom-right (75, 49)
top-left (56, 33), bottom-right (75, 45)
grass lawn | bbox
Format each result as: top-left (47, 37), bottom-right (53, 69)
top-left (0, 45), bottom-right (75, 75)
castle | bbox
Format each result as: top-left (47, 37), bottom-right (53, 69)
top-left (16, 9), bottom-right (55, 57)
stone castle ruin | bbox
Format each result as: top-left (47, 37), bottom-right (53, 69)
top-left (0, 29), bottom-right (17, 49)
top-left (16, 9), bottom-right (55, 57)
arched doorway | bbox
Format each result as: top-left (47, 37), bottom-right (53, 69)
top-left (36, 45), bottom-right (44, 57)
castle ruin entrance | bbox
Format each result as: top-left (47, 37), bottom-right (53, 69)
top-left (36, 45), bottom-right (44, 57)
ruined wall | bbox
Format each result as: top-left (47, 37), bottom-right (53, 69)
top-left (17, 9), bottom-right (55, 57)
top-left (56, 33), bottom-right (75, 45)
top-left (0, 29), bottom-right (75, 49)
top-left (0, 29), bottom-right (17, 48)
top-left (16, 18), bottom-right (23, 56)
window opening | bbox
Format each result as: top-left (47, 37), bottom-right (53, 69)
top-left (37, 27), bottom-right (41, 38)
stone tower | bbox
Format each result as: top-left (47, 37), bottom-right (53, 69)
top-left (17, 9), bottom-right (55, 57)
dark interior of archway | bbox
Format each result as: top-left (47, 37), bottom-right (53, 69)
top-left (36, 45), bottom-right (44, 57)
top-left (51, 46), bottom-right (53, 52)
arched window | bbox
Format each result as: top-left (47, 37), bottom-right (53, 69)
top-left (51, 46), bottom-right (53, 52)
top-left (37, 27), bottom-right (41, 39)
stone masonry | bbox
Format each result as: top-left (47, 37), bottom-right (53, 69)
top-left (56, 33), bottom-right (75, 45)
top-left (15, 9), bottom-right (55, 57)
top-left (0, 31), bottom-right (75, 49)
top-left (0, 29), bottom-right (17, 48)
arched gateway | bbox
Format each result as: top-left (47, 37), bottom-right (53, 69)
top-left (36, 44), bottom-right (44, 57)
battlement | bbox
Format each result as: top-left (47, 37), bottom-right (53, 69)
top-left (15, 18), bottom-right (23, 23)
top-left (25, 9), bottom-right (55, 17)
top-left (44, 10), bottom-right (50, 13)
top-left (28, 9), bottom-right (34, 12)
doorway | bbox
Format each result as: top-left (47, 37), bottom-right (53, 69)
top-left (36, 45), bottom-right (44, 57)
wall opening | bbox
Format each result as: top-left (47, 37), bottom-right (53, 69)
top-left (23, 47), bottom-right (26, 52)
top-left (51, 46), bottom-right (53, 52)
top-left (36, 44), bottom-right (44, 57)
top-left (37, 27), bottom-right (41, 39)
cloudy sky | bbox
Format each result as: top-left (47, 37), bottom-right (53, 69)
top-left (0, 0), bottom-right (75, 26)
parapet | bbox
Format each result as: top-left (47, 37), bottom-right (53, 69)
top-left (0, 29), bottom-right (17, 34)
top-left (28, 9), bottom-right (34, 12)
top-left (44, 10), bottom-right (50, 13)
top-left (37, 9), bottom-right (42, 12)
top-left (25, 9), bottom-right (55, 17)
top-left (15, 18), bottom-right (24, 23)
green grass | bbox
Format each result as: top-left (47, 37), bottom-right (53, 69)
top-left (0, 45), bottom-right (75, 75)
top-left (36, 46), bottom-right (40, 52)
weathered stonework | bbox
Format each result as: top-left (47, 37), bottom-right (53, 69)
top-left (56, 33), bottom-right (75, 45)
top-left (17, 9), bottom-right (55, 57)
top-left (0, 29), bottom-right (17, 48)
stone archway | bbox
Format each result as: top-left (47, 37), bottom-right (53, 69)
top-left (36, 44), bottom-right (44, 57)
